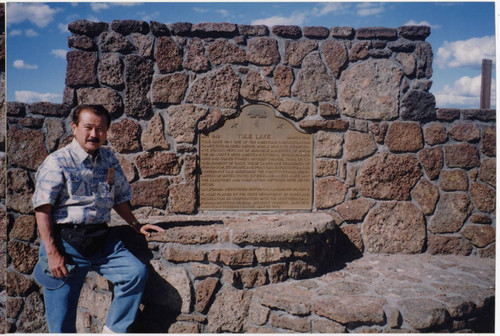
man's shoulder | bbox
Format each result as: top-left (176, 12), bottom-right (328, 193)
top-left (99, 146), bottom-right (119, 164)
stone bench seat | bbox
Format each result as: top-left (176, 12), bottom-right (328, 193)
top-left (244, 253), bottom-right (495, 333)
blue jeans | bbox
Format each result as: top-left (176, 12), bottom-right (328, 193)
top-left (40, 236), bottom-right (148, 333)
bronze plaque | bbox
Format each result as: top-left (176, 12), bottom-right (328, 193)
top-left (199, 104), bottom-right (312, 210)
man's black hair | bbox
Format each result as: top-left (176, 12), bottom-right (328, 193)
top-left (72, 105), bottom-right (111, 128)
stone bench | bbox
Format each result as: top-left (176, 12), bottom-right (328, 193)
top-left (76, 215), bottom-right (494, 333)
top-left (76, 212), bottom-right (338, 332)
top-left (245, 254), bottom-right (495, 333)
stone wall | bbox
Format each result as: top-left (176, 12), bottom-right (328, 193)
top-left (0, 3), bottom-right (6, 333)
top-left (5, 20), bottom-right (496, 332)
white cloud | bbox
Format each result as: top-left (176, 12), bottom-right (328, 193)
top-left (312, 2), bottom-right (351, 16)
top-left (25, 29), bottom-right (38, 37)
top-left (9, 29), bottom-right (22, 37)
top-left (91, 2), bottom-right (140, 12)
top-left (58, 23), bottom-right (69, 33)
top-left (13, 60), bottom-right (38, 70)
top-left (14, 90), bottom-right (62, 104)
top-left (404, 20), bottom-right (441, 29)
top-left (251, 12), bottom-right (307, 26)
top-left (437, 36), bottom-right (495, 69)
top-left (7, 3), bottom-right (60, 28)
top-left (216, 9), bottom-right (230, 17)
top-left (434, 74), bottom-right (496, 108)
top-left (356, 3), bottom-right (385, 17)
top-left (90, 3), bottom-right (110, 12)
top-left (193, 7), bottom-right (209, 13)
top-left (138, 11), bottom-right (160, 22)
top-left (51, 49), bottom-right (67, 59)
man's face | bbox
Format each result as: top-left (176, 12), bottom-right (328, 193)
top-left (71, 109), bottom-right (108, 155)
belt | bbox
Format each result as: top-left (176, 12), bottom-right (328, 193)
top-left (55, 223), bottom-right (107, 232)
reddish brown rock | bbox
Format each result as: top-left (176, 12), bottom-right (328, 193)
top-left (398, 298), bottom-right (447, 330)
top-left (284, 40), bottom-right (317, 67)
top-left (395, 52), bottom-right (416, 76)
top-left (313, 295), bottom-right (386, 325)
top-left (134, 152), bottom-right (181, 178)
top-left (315, 131), bottom-right (343, 158)
top-left (312, 318), bottom-right (346, 333)
top-left (460, 224), bottom-right (495, 248)
top-left (233, 268), bottom-right (267, 288)
top-left (315, 159), bottom-right (338, 177)
top-left (169, 182), bottom-right (196, 214)
top-left (166, 104), bottom-right (208, 143)
top-left (207, 286), bottom-right (252, 333)
top-left (10, 215), bottom-right (37, 242)
top-left (45, 118), bottom-right (65, 152)
top-left (131, 33), bottom-right (155, 57)
top-left (436, 108), bottom-right (460, 121)
top-left (444, 143), bottom-right (479, 169)
top-left (418, 147), bottom-right (443, 180)
top-left (424, 123), bottom-right (447, 145)
top-left (411, 178), bottom-right (439, 215)
top-left (151, 73), bottom-right (189, 105)
top-left (315, 177), bottom-right (348, 209)
top-left (429, 193), bottom-right (472, 233)
top-left (163, 244), bottom-right (207, 262)
top-left (277, 100), bottom-right (315, 121)
top-left (449, 123), bottom-right (480, 142)
top-left (427, 235), bottom-right (472, 256)
top-left (240, 71), bottom-right (279, 107)
top-left (186, 65), bottom-right (240, 108)
top-left (208, 39), bottom-right (245, 65)
top-left (293, 52), bottom-right (335, 103)
top-left (469, 213), bottom-right (492, 224)
top-left (108, 118), bottom-right (141, 153)
top-left (7, 271), bottom-right (35, 296)
top-left (196, 278), bottom-right (219, 313)
top-left (369, 122), bottom-right (389, 144)
top-left (155, 36), bottom-right (183, 73)
top-left (124, 55), bottom-right (154, 119)
top-left (8, 240), bottom-right (38, 274)
top-left (322, 40), bottom-right (348, 78)
top-left (299, 119), bottom-right (349, 131)
top-left (362, 201), bottom-right (425, 253)
top-left (415, 41), bottom-right (433, 79)
top-left (470, 182), bottom-right (495, 211)
top-left (344, 131), bottom-right (377, 161)
top-left (273, 65), bottom-right (294, 97)
top-left (68, 35), bottom-right (96, 51)
top-left (335, 198), bottom-right (375, 221)
top-left (184, 37), bottom-right (209, 72)
top-left (115, 154), bottom-right (137, 182)
top-left (7, 127), bottom-right (48, 171)
top-left (478, 158), bottom-right (495, 187)
top-left (339, 59), bottom-right (402, 120)
top-left (142, 114), bottom-right (170, 151)
top-left (131, 178), bottom-right (169, 208)
top-left (98, 53), bottom-right (123, 88)
top-left (209, 249), bottom-right (254, 267)
top-left (319, 103), bottom-right (339, 118)
top-left (76, 87), bottom-right (123, 118)
top-left (357, 153), bottom-right (422, 200)
top-left (439, 169), bottom-right (468, 191)
top-left (17, 292), bottom-right (48, 333)
top-left (386, 121), bottom-right (423, 152)
top-left (349, 41), bottom-right (371, 61)
top-left (247, 37), bottom-right (280, 65)
top-left (65, 51), bottom-right (98, 86)
top-left (481, 126), bottom-right (495, 157)
top-left (272, 25), bottom-right (302, 38)
top-left (268, 263), bottom-right (288, 284)
top-left (7, 168), bottom-right (34, 214)
top-left (270, 311), bottom-right (311, 332)
top-left (99, 31), bottom-right (134, 53)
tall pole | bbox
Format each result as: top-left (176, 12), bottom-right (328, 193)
top-left (480, 59), bottom-right (492, 109)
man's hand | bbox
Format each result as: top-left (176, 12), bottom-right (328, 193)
top-left (47, 250), bottom-right (68, 278)
top-left (137, 223), bottom-right (164, 237)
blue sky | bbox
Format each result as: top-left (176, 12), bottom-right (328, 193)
top-left (6, 1), bottom-right (497, 109)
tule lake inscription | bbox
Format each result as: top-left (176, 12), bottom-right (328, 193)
top-left (199, 104), bottom-right (312, 210)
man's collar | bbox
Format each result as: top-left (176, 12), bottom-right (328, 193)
top-left (69, 139), bottom-right (101, 163)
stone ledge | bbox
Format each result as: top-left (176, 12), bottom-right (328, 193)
top-left (247, 253), bottom-right (495, 333)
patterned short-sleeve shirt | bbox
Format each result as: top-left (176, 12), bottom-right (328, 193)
top-left (32, 139), bottom-right (132, 225)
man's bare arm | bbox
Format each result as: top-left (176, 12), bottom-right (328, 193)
top-left (113, 202), bottom-right (164, 237)
top-left (35, 204), bottom-right (68, 278)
